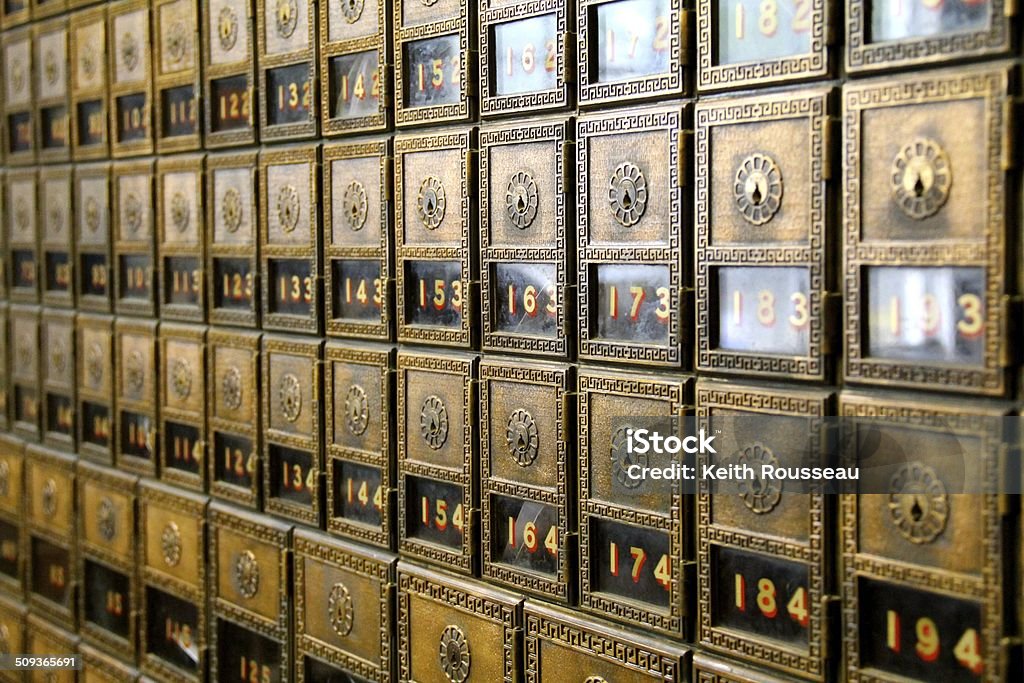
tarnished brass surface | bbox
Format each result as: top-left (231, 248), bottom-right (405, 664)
top-left (202, 0), bottom-right (257, 147)
top-left (256, 0), bottom-right (318, 140)
top-left (81, 643), bottom-right (140, 683)
top-left (114, 317), bottom-right (158, 476)
top-left (158, 323), bottom-right (206, 491)
top-left (157, 154), bottom-right (205, 322)
top-left (107, 0), bottom-right (154, 157)
top-left (207, 151), bottom-right (259, 327)
top-left (38, 166), bottom-right (73, 309)
top-left (40, 309), bottom-right (75, 449)
top-left (112, 159), bottom-right (157, 317)
top-left (34, 17), bottom-right (69, 162)
top-left (69, 5), bottom-right (108, 159)
top-left (9, 305), bottom-right (40, 440)
top-left (75, 162), bottom-right (112, 312)
top-left (694, 651), bottom-right (805, 682)
top-left (76, 313), bottom-right (115, 464)
top-left (0, 308), bottom-right (7, 433)
top-left (6, 170), bottom-right (39, 302)
top-left (152, 0), bottom-right (201, 152)
top-left (2, 28), bottom-right (36, 164)
top-left (26, 615), bottom-right (78, 683)
top-left (0, 593), bottom-right (26, 683)
top-left (0, 434), bottom-right (25, 597)
top-left (319, 0), bottom-right (390, 135)
top-left (24, 443), bottom-right (76, 626)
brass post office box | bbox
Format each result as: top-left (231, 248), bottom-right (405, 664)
top-left (75, 162), bottom-right (113, 313)
top-left (324, 341), bottom-right (394, 547)
top-left (9, 305), bottom-right (40, 441)
top-left (843, 66), bottom-right (1012, 396)
top-left (25, 444), bottom-right (76, 626)
top-left (34, 18), bottom-right (71, 162)
top-left (694, 652), bottom-right (806, 683)
top-left (697, 0), bottom-right (830, 91)
top-left (524, 600), bottom-right (692, 682)
top-left (0, 0), bottom-right (29, 28)
top-left (696, 380), bottom-right (836, 680)
top-left (395, 129), bottom-right (477, 348)
top-left (319, 0), bottom-right (390, 135)
top-left (202, 0), bottom-right (257, 148)
top-left (207, 328), bottom-right (262, 509)
top-left (577, 105), bottom-right (689, 367)
top-left (480, 117), bottom-right (573, 357)
top-left (158, 323), bottom-right (207, 491)
top-left (113, 159), bottom-right (157, 317)
top-left (81, 644), bottom-right (140, 683)
top-left (25, 615), bottom-right (78, 683)
top-left (209, 504), bottom-right (292, 683)
top-left (696, 88), bottom-right (835, 382)
top-left (397, 561), bottom-right (522, 683)
top-left (257, 0), bottom-right (319, 141)
top-left (847, 0), bottom-right (1012, 74)
top-left (323, 138), bottom-right (393, 341)
top-left (70, 6), bottom-right (110, 160)
top-left (577, 0), bottom-right (689, 107)
top-left (157, 155), bottom-right (206, 322)
top-left (6, 171), bottom-right (39, 303)
top-left (77, 462), bottom-right (138, 660)
top-left (108, 0), bottom-right (154, 157)
top-left (840, 391), bottom-right (1012, 682)
top-left (153, 0), bottom-right (202, 152)
top-left (2, 29), bottom-right (35, 164)
top-left (262, 334), bottom-right (323, 527)
top-left (0, 305), bottom-right (8, 431)
top-left (206, 151), bottom-right (259, 327)
top-left (293, 528), bottom-right (396, 682)
top-left (39, 166), bottom-right (74, 309)
top-left (397, 350), bottom-right (477, 575)
top-left (393, 0), bottom-right (474, 127)
top-left (0, 434), bottom-right (25, 596)
top-left (480, 358), bottom-right (574, 602)
top-left (76, 313), bottom-right (115, 465)
top-left (0, 176), bottom-right (6, 302)
top-left (40, 310), bottom-right (76, 450)
top-left (139, 480), bottom-right (208, 683)
top-left (260, 145), bottom-right (322, 334)
top-left (0, 594), bottom-right (26, 683)
top-left (115, 318), bottom-right (159, 477)
top-left (577, 368), bottom-right (692, 638)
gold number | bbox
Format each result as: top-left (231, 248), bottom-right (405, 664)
top-left (757, 290), bottom-right (775, 326)
top-left (756, 578), bottom-right (777, 617)
top-left (957, 293), bottom-right (983, 338)
top-left (789, 292), bottom-right (809, 328)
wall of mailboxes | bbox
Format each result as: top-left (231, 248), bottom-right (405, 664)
top-left (0, 0), bottom-right (1019, 680)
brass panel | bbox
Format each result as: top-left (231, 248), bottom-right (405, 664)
top-left (0, 307), bottom-right (6, 432)
top-left (25, 444), bottom-right (76, 626)
top-left (108, 0), bottom-right (154, 157)
top-left (153, 0), bottom-right (201, 152)
top-left (577, 0), bottom-right (688, 107)
top-left (393, 0), bottom-right (473, 126)
top-left (38, 166), bottom-right (74, 309)
top-left (207, 328), bottom-right (262, 509)
top-left (70, 6), bottom-right (110, 159)
top-left (0, 435), bottom-right (24, 520)
top-left (206, 152), bottom-right (259, 327)
top-left (480, 358), bottom-right (573, 602)
top-left (577, 367), bottom-right (692, 638)
top-left (81, 644), bottom-right (140, 683)
top-left (9, 305), bottom-right (40, 440)
top-left (694, 652), bottom-right (802, 683)
top-left (76, 313), bottom-right (115, 465)
top-left (397, 350), bottom-right (477, 574)
top-left (202, 0), bottom-right (257, 148)
top-left (34, 18), bottom-right (70, 162)
top-left (259, 145), bottom-right (322, 333)
top-left (6, 171), bottom-right (39, 303)
top-left (395, 129), bottom-right (477, 347)
top-left (158, 323), bottom-right (206, 491)
top-left (324, 341), bottom-right (394, 547)
top-left (294, 529), bottom-right (396, 683)
top-left (696, 88), bottom-right (834, 381)
top-left (114, 317), bottom-right (158, 477)
top-left (0, 177), bottom-right (6, 301)
top-left (319, 0), bottom-right (390, 135)
top-left (256, 0), bottom-right (319, 140)
top-left (40, 309), bottom-right (76, 450)
top-left (2, 29), bottom-right (35, 164)
top-left (397, 561), bottom-right (522, 683)
top-left (480, 117), bottom-right (572, 357)
top-left (0, 0), bottom-right (29, 28)
top-left (323, 138), bottom-right (393, 341)
top-left (157, 154), bottom-right (206, 322)
top-left (696, 380), bottom-right (835, 680)
top-left (25, 616), bottom-right (78, 683)
top-left (0, 434), bottom-right (25, 597)
top-left (843, 65), bottom-right (1011, 396)
top-left (0, 595), bottom-right (26, 683)
top-left (261, 334), bottom-right (323, 526)
top-left (577, 105), bottom-right (688, 367)
top-left (75, 162), bottom-right (113, 313)
top-left (112, 159), bottom-right (157, 317)
top-left (32, 0), bottom-right (64, 18)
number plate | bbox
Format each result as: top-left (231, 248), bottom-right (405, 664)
top-left (39, 167), bottom-right (73, 308)
top-left (578, 106), bottom-right (687, 366)
top-left (25, 445), bottom-right (75, 623)
top-left (397, 561), bottom-right (522, 683)
top-left (207, 152), bottom-right (259, 326)
top-left (35, 18), bottom-right (70, 161)
top-left (324, 342), bottom-right (393, 547)
top-left (320, 0), bottom-right (389, 135)
top-left (159, 324), bottom-right (206, 491)
top-left (40, 311), bottom-right (76, 449)
top-left (158, 155), bottom-right (206, 321)
top-left (76, 313), bottom-right (114, 464)
top-left (843, 66), bottom-right (1010, 395)
top-left (262, 334), bottom-right (323, 526)
top-left (324, 138), bottom-right (392, 340)
top-left (108, 0), bottom-right (154, 157)
top-left (257, 0), bottom-right (318, 140)
top-left (293, 529), bottom-right (395, 682)
top-left (2, 29), bottom-right (35, 163)
top-left (112, 160), bottom-right (156, 316)
top-left (70, 6), bottom-right (109, 158)
top-left (6, 171), bottom-right (38, 302)
top-left (395, 130), bottom-right (477, 347)
top-left (9, 306), bottom-right (40, 440)
top-left (142, 585), bottom-right (205, 679)
top-left (153, 0), bottom-right (201, 151)
top-left (397, 350), bottom-right (477, 574)
top-left (114, 318), bottom-right (157, 476)
top-left (75, 163), bottom-right (112, 312)
top-left (696, 88), bottom-right (833, 380)
top-left (26, 616), bottom-right (77, 683)
top-left (480, 359), bottom-right (573, 602)
top-left (480, 118), bottom-right (571, 356)
top-left (203, 0), bottom-right (256, 147)
top-left (0, 595), bottom-right (25, 683)
top-left (578, 0), bottom-right (687, 106)
top-left (261, 145), bottom-right (322, 333)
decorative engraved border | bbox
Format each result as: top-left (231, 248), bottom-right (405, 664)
top-left (156, 154), bottom-right (206, 322)
top-left (256, 0), bottom-right (320, 140)
top-left (158, 324), bottom-right (207, 492)
top-left (394, 8), bottom-right (472, 126)
top-left (75, 313), bottom-right (115, 465)
top-left (206, 152), bottom-right (260, 327)
top-left (107, 0), bottom-right (155, 158)
top-left (34, 19), bottom-right (72, 164)
top-left (113, 317), bottom-right (158, 477)
top-left (153, 0), bottom-right (202, 153)
top-left (112, 160), bottom-right (158, 317)
top-left (70, 6), bottom-right (111, 159)
top-left (1, 29), bottom-right (37, 166)
top-left (202, 0), bottom-right (258, 148)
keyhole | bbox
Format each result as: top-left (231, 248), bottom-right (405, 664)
top-left (621, 186), bottom-right (633, 209)
top-left (517, 432), bottom-right (527, 451)
top-left (751, 183), bottom-right (763, 205)
top-left (913, 175), bottom-right (925, 198)
top-left (910, 496), bottom-right (924, 522)
top-left (447, 642), bottom-right (461, 666)
top-left (517, 195), bottom-right (526, 212)
top-left (750, 478), bottom-right (763, 494)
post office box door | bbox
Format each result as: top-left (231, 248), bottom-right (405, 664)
top-left (78, 464), bottom-right (136, 565)
top-left (140, 482), bottom-right (207, 593)
top-left (26, 446), bottom-right (75, 537)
